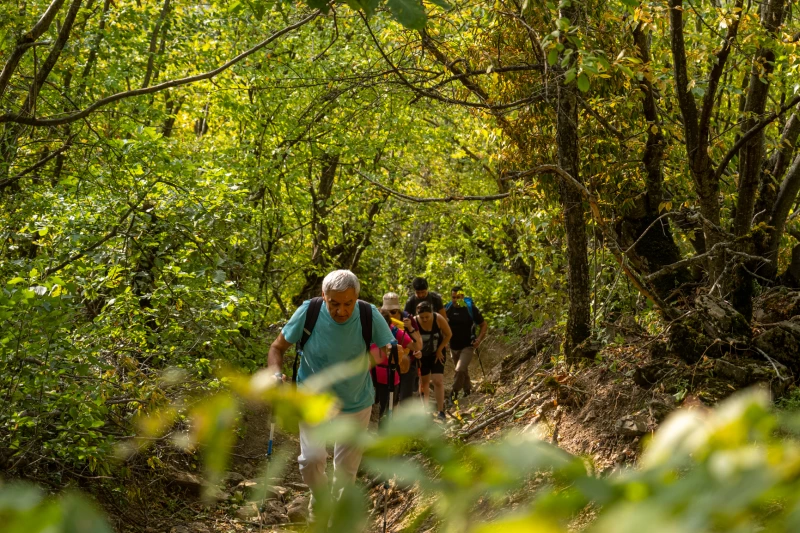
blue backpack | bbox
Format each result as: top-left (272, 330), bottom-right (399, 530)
top-left (444, 296), bottom-right (476, 323)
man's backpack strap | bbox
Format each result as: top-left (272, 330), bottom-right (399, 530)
top-left (463, 296), bottom-right (475, 322)
top-left (292, 297), bottom-right (324, 383)
top-left (357, 300), bottom-right (373, 350)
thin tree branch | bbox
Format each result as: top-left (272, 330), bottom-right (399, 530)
top-left (714, 94), bottom-right (800, 182)
top-left (357, 170), bottom-right (510, 202)
top-left (44, 184), bottom-right (157, 276)
top-left (0, 11), bottom-right (320, 126)
top-left (0, 137), bottom-right (73, 188)
top-left (0, 0), bottom-right (66, 98)
top-left (578, 95), bottom-right (624, 140)
top-left (142, 0), bottom-right (171, 89)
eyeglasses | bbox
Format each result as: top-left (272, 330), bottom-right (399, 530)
top-left (389, 309), bottom-right (401, 315)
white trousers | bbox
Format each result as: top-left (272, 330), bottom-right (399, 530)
top-left (297, 406), bottom-right (371, 504)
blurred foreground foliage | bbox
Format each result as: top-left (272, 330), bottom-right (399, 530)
top-left (4, 377), bottom-right (800, 532)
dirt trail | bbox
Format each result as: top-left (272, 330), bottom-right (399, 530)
top-left (164, 337), bottom-right (511, 533)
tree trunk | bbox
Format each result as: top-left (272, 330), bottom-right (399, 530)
top-left (557, 1), bottom-right (590, 361)
top-left (619, 23), bottom-right (689, 298)
top-left (733, 0), bottom-right (786, 236)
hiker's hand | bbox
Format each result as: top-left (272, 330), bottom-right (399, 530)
top-left (435, 349), bottom-right (445, 364)
top-left (403, 317), bottom-right (412, 330)
top-left (472, 338), bottom-right (482, 348)
top-left (413, 350), bottom-right (422, 360)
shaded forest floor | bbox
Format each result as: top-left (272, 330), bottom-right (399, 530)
top-left (103, 300), bottom-right (797, 532)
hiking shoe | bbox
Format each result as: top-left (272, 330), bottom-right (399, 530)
top-left (437, 411), bottom-right (446, 422)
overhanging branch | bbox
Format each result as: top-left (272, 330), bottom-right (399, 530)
top-left (0, 11), bottom-right (320, 127)
top-left (357, 170), bottom-right (510, 202)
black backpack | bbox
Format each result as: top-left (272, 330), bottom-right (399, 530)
top-left (292, 297), bottom-right (373, 383)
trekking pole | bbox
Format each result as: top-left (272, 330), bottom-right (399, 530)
top-left (383, 343), bottom-right (398, 533)
top-left (260, 378), bottom-right (278, 531)
top-left (477, 345), bottom-right (486, 378)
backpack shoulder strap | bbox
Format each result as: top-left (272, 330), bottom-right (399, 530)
top-left (464, 297), bottom-right (475, 322)
top-left (293, 297), bottom-right (324, 383)
top-left (298, 297), bottom-right (324, 350)
top-left (444, 301), bottom-right (452, 310)
top-left (357, 300), bottom-right (373, 350)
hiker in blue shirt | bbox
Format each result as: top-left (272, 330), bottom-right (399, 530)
top-left (445, 286), bottom-right (487, 401)
top-left (267, 270), bottom-right (394, 514)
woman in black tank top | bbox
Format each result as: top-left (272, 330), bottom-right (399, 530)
top-left (415, 301), bottom-right (452, 420)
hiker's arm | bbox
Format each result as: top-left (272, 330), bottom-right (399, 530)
top-left (268, 333), bottom-right (292, 373)
top-left (437, 314), bottom-right (452, 350)
top-left (437, 308), bottom-right (448, 322)
top-left (473, 321), bottom-right (488, 347)
top-left (404, 321), bottom-right (422, 351)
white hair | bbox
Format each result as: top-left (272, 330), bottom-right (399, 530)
top-left (322, 269), bottom-right (360, 295)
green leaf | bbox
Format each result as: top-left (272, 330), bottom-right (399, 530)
top-left (305, 0), bottom-right (331, 13)
top-left (362, 0), bottom-right (381, 16)
top-left (7, 277), bottom-right (24, 286)
top-left (386, 0), bottom-right (427, 30)
top-left (577, 73), bottom-right (590, 92)
top-left (547, 48), bottom-right (558, 66)
top-left (564, 68), bottom-right (576, 84)
top-left (426, 0), bottom-right (452, 9)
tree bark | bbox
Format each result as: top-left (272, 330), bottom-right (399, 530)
top-left (0, 0), bottom-right (83, 182)
top-left (619, 23), bottom-right (689, 297)
top-left (557, 1), bottom-right (590, 361)
top-left (733, 0), bottom-right (786, 236)
top-left (0, 0), bottom-right (66, 99)
top-left (668, 0), bottom-right (743, 283)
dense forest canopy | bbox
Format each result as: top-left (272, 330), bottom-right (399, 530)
top-left (4, 0), bottom-right (800, 529)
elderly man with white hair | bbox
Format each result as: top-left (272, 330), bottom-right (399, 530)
top-left (267, 269), bottom-right (394, 517)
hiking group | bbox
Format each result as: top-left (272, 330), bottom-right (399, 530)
top-left (267, 269), bottom-right (487, 519)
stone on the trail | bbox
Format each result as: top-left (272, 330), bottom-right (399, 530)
top-left (234, 480), bottom-right (288, 500)
top-left (754, 287), bottom-right (800, 323)
top-left (695, 294), bottom-right (751, 343)
top-left (235, 502), bottom-right (260, 521)
top-left (262, 499), bottom-right (287, 514)
top-left (286, 481), bottom-right (309, 492)
top-left (236, 479), bottom-right (258, 491)
top-left (667, 296), bottom-right (751, 363)
top-left (224, 471), bottom-right (246, 486)
top-left (168, 471), bottom-right (203, 497)
top-left (615, 415), bottom-right (648, 437)
top-left (633, 362), bottom-right (670, 389)
top-left (713, 358), bottom-right (749, 385)
top-left (713, 354), bottom-right (791, 397)
top-left (286, 494), bottom-right (310, 523)
top-left (753, 320), bottom-right (800, 375)
top-left (647, 398), bottom-right (674, 423)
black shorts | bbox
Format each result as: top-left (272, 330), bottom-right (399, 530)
top-left (420, 353), bottom-right (445, 376)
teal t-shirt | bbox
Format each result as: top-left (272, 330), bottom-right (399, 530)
top-left (282, 299), bottom-right (395, 413)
